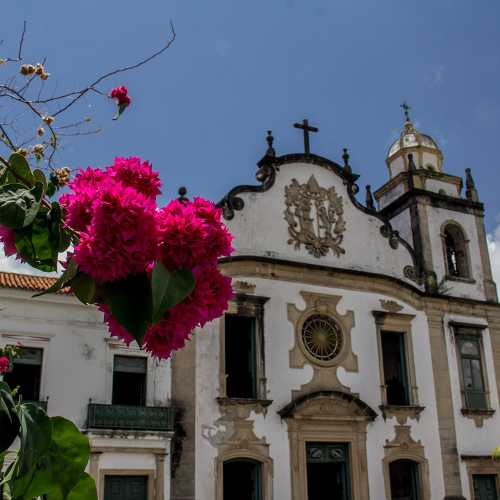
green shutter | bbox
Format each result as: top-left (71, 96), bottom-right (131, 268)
top-left (104, 476), bottom-right (148, 500)
top-left (473, 475), bottom-right (498, 500)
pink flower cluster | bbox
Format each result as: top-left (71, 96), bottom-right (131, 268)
top-left (0, 225), bottom-right (22, 261)
top-left (110, 86), bottom-right (131, 106)
top-left (61, 157), bottom-right (234, 358)
top-left (0, 355), bottom-right (10, 375)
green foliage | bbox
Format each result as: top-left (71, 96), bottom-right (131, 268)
top-left (0, 384), bottom-right (97, 500)
top-left (151, 261), bottom-right (195, 323)
top-left (0, 183), bottom-right (42, 229)
top-left (102, 272), bottom-right (153, 345)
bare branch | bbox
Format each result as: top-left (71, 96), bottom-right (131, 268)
top-left (4, 21), bottom-right (27, 63)
top-left (52, 21), bottom-right (176, 116)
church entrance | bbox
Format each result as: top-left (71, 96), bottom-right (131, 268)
top-left (306, 443), bottom-right (351, 500)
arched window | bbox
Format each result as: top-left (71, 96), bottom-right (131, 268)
top-left (443, 223), bottom-right (470, 279)
top-left (223, 458), bottom-right (262, 500)
top-left (389, 459), bottom-right (421, 500)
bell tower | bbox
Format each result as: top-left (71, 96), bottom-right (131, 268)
top-left (374, 105), bottom-right (496, 301)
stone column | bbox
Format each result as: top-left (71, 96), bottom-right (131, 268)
top-left (426, 307), bottom-right (465, 499)
top-left (155, 453), bottom-right (167, 500)
top-left (89, 451), bottom-right (102, 492)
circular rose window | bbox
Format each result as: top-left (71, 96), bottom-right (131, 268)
top-left (301, 314), bottom-right (343, 362)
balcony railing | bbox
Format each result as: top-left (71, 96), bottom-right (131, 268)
top-left (87, 403), bottom-right (175, 432)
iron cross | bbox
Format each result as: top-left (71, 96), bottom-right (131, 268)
top-left (400, 101), bottom-right (411, 121)
top-left (293, 119), bottom-right (318, 154)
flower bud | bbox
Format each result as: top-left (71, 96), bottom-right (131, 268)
top-left (37, 126), bottom-right (45, 136)
top-left (33, 144), bottom-right (44, 155)
top-left (40, 72), bottom-right (50, 80)
top-left (35, 63), bottom-right (44, 75)
top-left (16, 148), bottom-right (28, 157)
top-left (42, 115), bottom-right (55, 125)
top-left (20, 64), bottom-right (31, 75)
top-left (0, 58), bottom-right (7, 65)
top-left (53, 167), bottom-right (71, 187)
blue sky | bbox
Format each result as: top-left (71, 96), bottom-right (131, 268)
top-left (1, 1), bottom-right (500, 252)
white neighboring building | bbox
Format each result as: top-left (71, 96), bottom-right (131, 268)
top-left (0, 273), bottom-right (174, 500)
top-left (169, 117), bottom-right (500, 500)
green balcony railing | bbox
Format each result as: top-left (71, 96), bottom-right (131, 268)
top-left (87, 403), bottom-right (175, 432)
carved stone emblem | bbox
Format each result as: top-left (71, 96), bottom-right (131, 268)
top-left (284, 175), bottom-right (346, 258)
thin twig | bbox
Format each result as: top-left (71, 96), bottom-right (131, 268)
top-left (52, 21), bottom-right (176, 116)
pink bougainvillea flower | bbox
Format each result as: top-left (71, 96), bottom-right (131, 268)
top-left (101, 264), bottom-right (233, 359)
top-left (109, 86), bottom-right (131, 106)
top-left (108, 157), bottom-right (162, 200)
top-left (60, 167), bottom-right (106, 231)
top-left (0, 225), bottom-right (18, 258)
top-left (0, 355), bottom-right (10, 374)
top-left (157, 198), bottom-right (233, 271)
top-left (73, 183), bottom-right (158, 284)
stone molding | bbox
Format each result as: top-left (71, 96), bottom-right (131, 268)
top-left (461, 455), bottom-right (500, 500)
top-left (280, 391), bottom-right (374, 500)
top-left (288, 291), bottom-right (357, 395)
top-left (379, 405), bottom-right (425, 425)
top-left (383, 425), bottom-right (431, 500)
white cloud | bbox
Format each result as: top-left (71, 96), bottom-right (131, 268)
top-left (488, 224), bottom-right (500, 288)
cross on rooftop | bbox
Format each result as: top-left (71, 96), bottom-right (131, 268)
top-left (400, 101), bottom-right (411, 122)
top-left (293, 119), bottom-right (318, 154)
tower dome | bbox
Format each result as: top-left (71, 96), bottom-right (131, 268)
top-left (386, 104), bottom-right (443, 179)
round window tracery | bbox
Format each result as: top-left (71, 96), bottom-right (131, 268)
top-left (301, 314), bottom-right (343, 362)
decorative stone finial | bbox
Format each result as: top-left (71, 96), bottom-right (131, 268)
top-left (178, 186), bottom-right (189, 203)
top-left (465, 168), bottom-right (479, 202)
top-left (365, 185), bottom-right (375, 210)
top-left (342, 148), bottom-right (352, 175)
top-left (265, 130), bottom-right (276, 157)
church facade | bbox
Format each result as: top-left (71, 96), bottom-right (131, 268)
top-left (2, 113), bottom-right (500, 500)
top-left (171, 115), bottom-right (500, 500)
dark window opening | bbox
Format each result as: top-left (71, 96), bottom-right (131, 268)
top-left (112, 356), bottom-right (147, 406)
top-left (444, 225), bottom-right (469, 278)
top-left (458, 336), bottom-right (487, 410)
top-left (473, 474), bottom-right (498, 500)
top-left (389, 459), bottom-right (420, 500)
top-left (381, 331), bottom-right (410, 406)
top-left (306, 443), bottom-right (351, 500)
top-left (223, 459), bottom-right (262, 500)
top-left (225, 315), bottom-right (257, 399)
top-left (4, 347), bottom-right (43, 402)
top-left (104, 475), bottom-right (148, 500)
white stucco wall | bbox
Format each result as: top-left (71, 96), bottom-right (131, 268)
top-left (425, 178), bottom-right (459, 197)
top-left (195, 276), bottom-right (449, 500)
top-left (226, 161), bottom-right (418, 287)
top-left (0, 288), bottom-right (172, 499)
top-left (389, 208), bottom-right (413, 246)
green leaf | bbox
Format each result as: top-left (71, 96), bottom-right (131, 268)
top-left (59, 228), bottom-right (72, 252)
top-left (46, 417), bottom-right (91, 498)
top-left (7, 153), bottom-right (33, 186)
top-left (0, 183), bottom-right (41, 229)
top-left (71, 273), bottom-right (97, 304)
top-left (0, 382), bottom-right (20, 453)
top-left (151, 261), bottom-right (195, 324)
top-left (32, 258), bottom-right (78, 297)
top-left (33, 169), bottom-right (47, 192)
top-left (102, 273), bottom-right (152, 345)
top-left (66, 473), bottom-right (98, 500)
top-left (46, 181), bottom-right (56, 197)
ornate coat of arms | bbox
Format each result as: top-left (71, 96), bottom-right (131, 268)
top-left (284, 175), bottom-right (346, 258)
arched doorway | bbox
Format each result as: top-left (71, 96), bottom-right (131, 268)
top-left (279, 390), bottom-right (377, 500)
top-left (223, 458), bottom-right (263, 500)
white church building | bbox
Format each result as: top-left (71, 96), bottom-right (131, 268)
top-left (2, 112), bottom-right (500, 500)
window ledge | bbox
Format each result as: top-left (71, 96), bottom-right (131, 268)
top-left (379, 404), bottom-right (425, 425)
top-left (461, 407), bottom-right (495, 428)
top-left (445, 275), bottom-right (476, 284)
top-left (216, 397), bottom-right (273, 414)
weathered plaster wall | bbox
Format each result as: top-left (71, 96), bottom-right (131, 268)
top-left (225, 162), bottom-right (417, 287)
top-left (195, 276), bottom-right (449, 499)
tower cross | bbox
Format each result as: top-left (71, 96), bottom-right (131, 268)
top-left (293, 119), bottom-right (318, 154)
top-left (400, 101), bottom-right (411, 121)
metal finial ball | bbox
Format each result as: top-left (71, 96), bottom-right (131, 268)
top-left (178, 186), bottom-right (187, 196)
